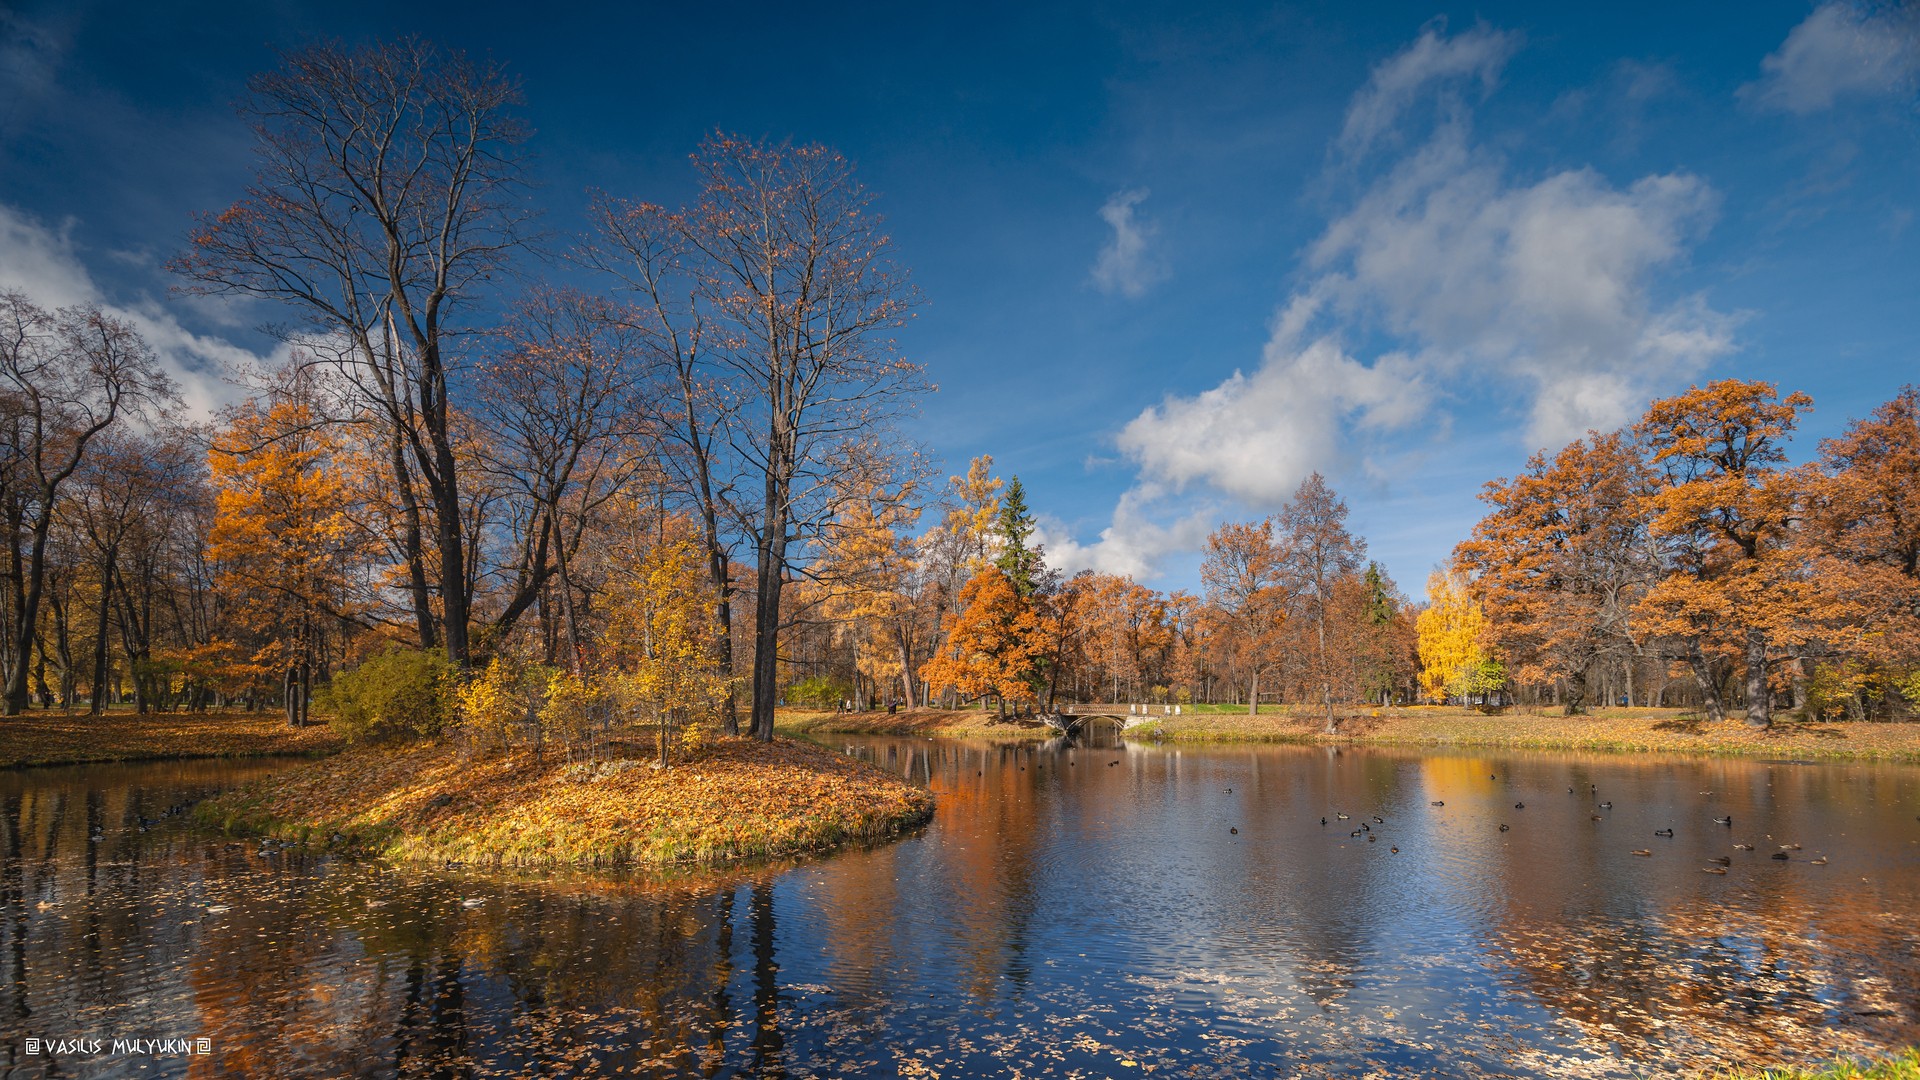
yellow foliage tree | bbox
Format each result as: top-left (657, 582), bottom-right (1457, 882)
top-left (1416, 572), bottom-right (1500, 704)
top-left (604, 535), bottom-right (733, 766)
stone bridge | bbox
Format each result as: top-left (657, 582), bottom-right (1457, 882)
top-left (1042, 703), bottom-right (1187, 736)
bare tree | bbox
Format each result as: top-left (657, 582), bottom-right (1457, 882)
top-left (1278, 473), bottom-right (1367, 733)
top-left (175, 37), bottom-right (533, 666)
top-left (0, 294), bottom-right (176, 715)
top-left (579, 200), bottom-right (747, 733)
top-left (587, 135), bottom-right (926, 740)
top-left (476, 288), bottom-right (650, 668)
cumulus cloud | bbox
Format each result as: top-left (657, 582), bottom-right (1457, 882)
top-left (1034, 493), bottom-right (1216, 580)
top-left (1337, 22), bottom-right (1519, 160)
top-left (1743, 2), bottom-right (1920, 114)
top-left (1057, 23), bottom-right (1736, 579)
top-left (1117, 327), bottom-right (1427, 504)
top-left (0, 204), bottom-right (265, 417)
top-left (1090, 188), bottom-right (1168, 299)
top-left (1310, 131), bottom-right (1733, 446)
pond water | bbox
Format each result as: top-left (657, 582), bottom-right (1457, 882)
top-left (3, 738), bottom-right (1918, 1078)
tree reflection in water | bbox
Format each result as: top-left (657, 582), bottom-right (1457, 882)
top-left (2, 744), bottom-right (1917, 1078)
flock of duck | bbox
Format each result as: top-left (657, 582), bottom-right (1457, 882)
top-left (87, 800), bottom-right (194, 841)
top-left (1279, 775), bottom-right (1832, 872)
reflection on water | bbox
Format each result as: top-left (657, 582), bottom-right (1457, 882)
top-left (3, 741), bottom-right (1918, 1077)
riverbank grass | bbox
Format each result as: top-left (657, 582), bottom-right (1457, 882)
top-left (1, 709), bottom-right (341, 768)
top-left (1712, 1049), bottom-right (1920, 1078)
top-left (776, 706), bottom-right (1051, 739)
top-left (197, 735), bottom-right (934, 867)
top-left (1122, 706), bottom-right (1920, 762)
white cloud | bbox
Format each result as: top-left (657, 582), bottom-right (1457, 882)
top-left (1743, 2), bottom-right (1920, 114)
top-left (1337, 22), bottom-right (1519, 160)
top-left (1090, 188), bottom-right (1168, 299)
top-left (0, 203), bottom-right (265, 418)
top-left (1311, 133), bottom-right (1733, 446)
top-left (1116, 329), bottom-right (1426, 504)
top-left (1035, 494), bottom-right (1216, 580)
top-left (1056, 23), bottom-right (1736, 579)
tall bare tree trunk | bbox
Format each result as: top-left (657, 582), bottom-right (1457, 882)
top-left (895, 632), bottom-right (918, 709)
top-left (1317, 613), bottom-right (1336, 734)
top-left (1743, 628), bottom-right (1771, 729)
top-left (89, 549), bottom-right (114, 716)
top-left (389, 435), bottom-right (438, 651)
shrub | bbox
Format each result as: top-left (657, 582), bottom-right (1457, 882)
top-left (321, 646), bottom-right (458, 744)
top-left (540, 669), bottom-right (627, 760)
top-left (455, 658), bottom-right (550, 752)
top-left (787, 675), bottom-right (850, 709)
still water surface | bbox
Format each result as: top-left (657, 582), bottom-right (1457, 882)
top-left (3, 737), bottom-right (1918, 1078)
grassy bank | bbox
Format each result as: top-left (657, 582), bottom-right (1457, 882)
top-left (197, 735), bottom-right (934, 868)
top-left (1124, 705), bottom-right (1920, 762)
top-left (1, 709), bottom-right (342, 768)
top-left (775, 706), bottom-right (1053, 739)
top-left (1712, 1049), bottom-right (1920, 1079)
top-left (775, 703), bottom-right (1920, 763)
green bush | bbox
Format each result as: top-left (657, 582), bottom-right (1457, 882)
top-left (787, 675), bottom-right (851, 709)
top-left (321, 646), bottom-right (458, 744)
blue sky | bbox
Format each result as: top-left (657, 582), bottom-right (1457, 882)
top-left (2, 1), bottom-right (1916, 598)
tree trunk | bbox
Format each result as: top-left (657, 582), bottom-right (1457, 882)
top-left (749, 523), bottom-right (785, 742)
top-left (1743, 628), bottom-right (1771, 729)
top-left (1248, 670), bottom-right (1260, 717)
top-left (1563, 664), bottom-right (1588, 717)
top-left (1685, 639), bottom-right (1727, 723)
top-left (4, 512), bottom-right (56, 716)
top-left (895, 632), bottom-right (918, 709)
top-left (89, 552), bottom-right (115, 716)
top-left (389, 435), bottom-right (438, 652)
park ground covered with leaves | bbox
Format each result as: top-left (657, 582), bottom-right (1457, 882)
top-left (776, 706), bottom-right (1051, 739)
top-left (198, 735), bottom-right (934, 867)
top-left (1125, 705), bottom-right (1920, 761)
top-left (0, 709), bottom-right (341, 768)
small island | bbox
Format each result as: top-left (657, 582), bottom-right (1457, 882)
top-left (199, 734), bottom-right (932, 868)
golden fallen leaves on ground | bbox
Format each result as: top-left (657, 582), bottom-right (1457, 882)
top-left (200, 734), bottom-right (934, 867)
top-left (0, 708), bottom-right (342, 768)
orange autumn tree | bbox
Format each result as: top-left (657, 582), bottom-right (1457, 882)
top-left (1276, 473), bottom-right (1368, 732)
top-left (1199, 519), bottom-right (1290, 714)
top-left (208, 386), bottom-right (364, 723)
top-left (1455, 431), bottom-right (1658, 713)
top-left (1801, 385), bottom-right (1920, 717)
top-left (1066, 572), bottom-right (1174, 704)
top-left (919, 567), bottom-right (1048, 714)
top-left (1636, 379), bottom-right (1814, 728)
